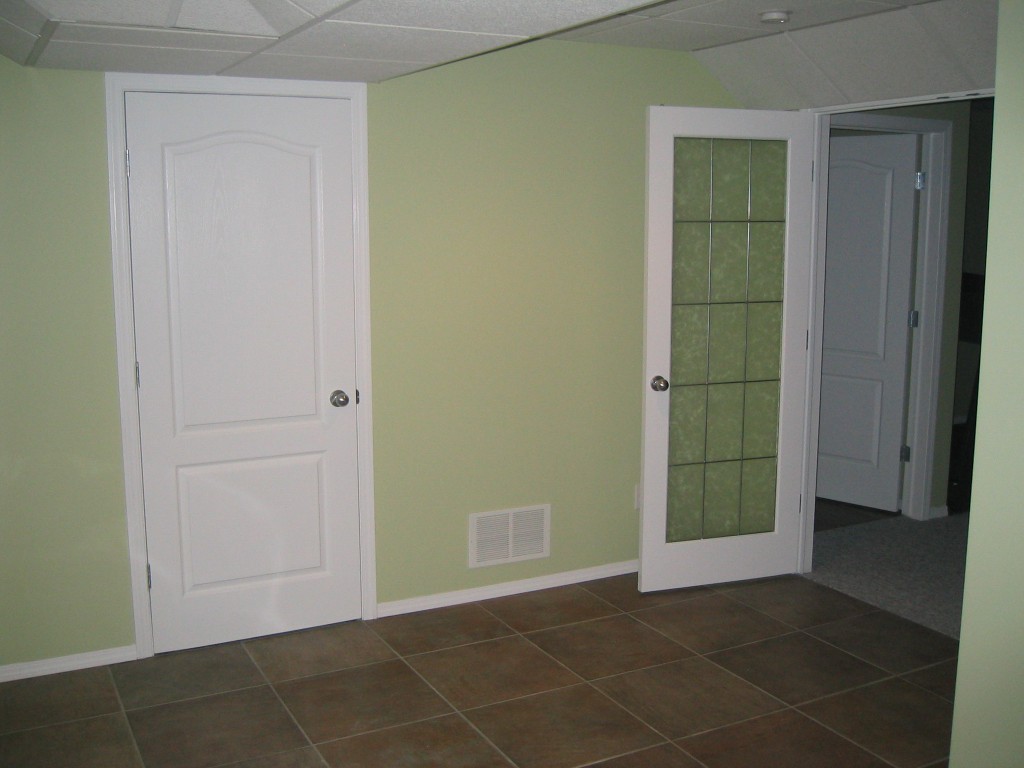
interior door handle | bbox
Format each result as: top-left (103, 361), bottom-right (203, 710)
top-left (650, 375), bottom-right (670, 392)
top-left (330, 390), bottom-right (350, 407)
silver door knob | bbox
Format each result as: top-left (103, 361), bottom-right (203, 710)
top-left (650, 375), bottom-right (670, 392)
top-left (330, 390), bottom-right (350, 407)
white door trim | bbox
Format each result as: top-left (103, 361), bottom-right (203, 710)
top-left (802, 110), bottom-right (952, 566)
top-left (104, 73), bottom-right (376, 659)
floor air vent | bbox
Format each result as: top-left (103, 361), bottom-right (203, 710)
top-left (469, 505), bottom-right (550, 568)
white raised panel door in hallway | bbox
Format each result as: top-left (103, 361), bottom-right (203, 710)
top-left (126, 91), bottom-right (362, 652)
top-left (817, 133), bottom-right (918, 512)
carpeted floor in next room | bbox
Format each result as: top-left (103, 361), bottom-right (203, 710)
top-left (806, 499), bottom-right (969, 639)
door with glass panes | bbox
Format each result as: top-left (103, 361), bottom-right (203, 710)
top-left (640, 107), bottom-right (814, 591)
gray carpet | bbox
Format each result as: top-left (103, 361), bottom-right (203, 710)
top-left (804, 513), bottom-right (969, 638)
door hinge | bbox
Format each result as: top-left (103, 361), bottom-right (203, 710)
top-left (126, 148), bottom-right (130, 178)
top-left (908, 309), bottom-right (920, 328)
top-left (915, 171), bottom-right (926, 190)
top-left (798, 493), bottom-right (803, 515)
top-left (900, 444), bottom-right (912, 462)
top-left (811, 161), bottom-right (815, 182)
top-left (146, 563), bottom-right (152, 589)
top-left (355, 389), bottom-right (360, 405)
top-left (135, 362), bottom-right (141, 388)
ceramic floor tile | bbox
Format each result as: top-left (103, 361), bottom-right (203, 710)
top-left (580, 574), bottom-right (709, 612)
top-left (0, 713), bottom-right (142, 768)
top-left (480, 585), bottom-right (621, 633)
top-left (127, 686), bottom-right (306, 768)
top-left (800, 678), bottom-right (954, 768)
top-left (219, 748), bottom-right (327, 767)
top-left (594, 657), bottom-right (783, 739)
top-left (465, 684), bottom-right (661, 768)
top-left (633, 593), bottom-right (791, 653)
top-left (0, 666), bottom-right (120, 734)
top-left (708, 632), bottom-right (888, 705)
top-left (677, 709), bottom-right (890, 768)
top-left (902, 659), bottom-right (958, 701)
top-left (112, 643), bottom-right (264, 709)
top-left (275, 660), bottom-right (451, 742)
top-left (526, 614), bottom-right (692, 680)
top-left (808, 610), bottom-right (959, 674)
top-left (317, 714), bottom-right (511, 767)
top-left (719, 576), bottom-right (873, 628)
top-left (582, 742), bottom-right (703, 767)
top-left (368, 604), bottom-right (514, 656)
top-left (405, 635), bottom-right (580, 709)
top-left (244, 621), bottom-right (395, 682)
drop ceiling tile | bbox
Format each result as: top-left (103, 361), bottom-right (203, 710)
top-left (51, 23), bottom-right (271, 52)
top-left (562, 15), bottom-right (770, 50)
top-left (694, 33), bottom-right (849, 109)
top-left (35, 39), bottom-right (249, 74)
top-left (288, 1), bottom-right (350, 16)
top-left (1, 0), bottom-right (48, 34)
top-left (908, 0), bottom-right (997, 87)
top-left (246, 0), bottom-right (315, 34)
top-left (329, 0), bottom-right (656, 36)
top-left (27, 0), bottom-right (176, 27)
top-left (274, 19), bottom-right (521, 63)
top-left (790, 9), bottom-right (976, 103)
top-left (175, 0), bottom-right (278, 36)
top-left (0, 17), bottom-right (37, 64)
top-left (656, 0), bottom-right (907, 31)
top-left (222, 51), bottom-right (423, 81)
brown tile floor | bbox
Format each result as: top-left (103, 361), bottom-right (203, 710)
top-left (0, 575), bottom-right (958, 768)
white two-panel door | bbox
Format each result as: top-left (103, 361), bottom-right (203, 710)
top-left (126, 91), bottom-right (363, 652)
top-left (641, 107), bottom-right (814, 591)
top-left (816, 133), bottom-right (918, 512)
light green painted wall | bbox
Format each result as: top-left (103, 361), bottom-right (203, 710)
top-left (367, 40), bottom-right (736, 602)
top-left (0, 57), bottom-right (134, 664)
top-left (949, 2), bottom-right (1024, 764)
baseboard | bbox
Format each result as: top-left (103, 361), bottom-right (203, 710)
top-left (376, 560), bottom-right (640, 618)
top-left (927, 504), bottom-right (950, 520)
top-left (0, 645), bottom-right (138, 683)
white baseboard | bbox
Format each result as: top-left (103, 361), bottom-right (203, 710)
top-left (377, 560), bottom-right (640, 618)
top-left (927, 504), bottom-right (950, 520)
top-left (0, 645), bottom-right (138, 683)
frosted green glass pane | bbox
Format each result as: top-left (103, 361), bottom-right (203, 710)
top-left (749, 140), bottom-right (787, 222)
top-left (674, 138), bottom-right (712, 221)
top-left (706, 383), bottom-right (744, 462)
top-left (673, 223), bottom-right (711, 305)
top-left (708, 303), bottom-right (747, 383)
top-left (671, 305), bottom-right (709, 385)
top-left (747, 223), bottom-right (784, 302)
top-left (669, 385), bottom-right (707, 466)
top-left (745, 302), bottom-right (782, 381)
top-left (743, 380), bottom-right (780, 459)
top-left (704, 461), bottom-right (741, 538)
top-left (741, 458), bottom-right (777, 534)
top-left (711, 139), bottom-right (750, 221)
top-left (710, 223), bottom-right (748, 303)
top-left (667, 464), bottom-right (704, 542)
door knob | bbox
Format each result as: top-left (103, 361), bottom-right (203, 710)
top-left (650, 375), bottom-right (670, 392)
top-left (330, 390), bottom-right (350, 407)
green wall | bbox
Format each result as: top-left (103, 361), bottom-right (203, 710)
top-left (0, 56), bottom-right (134, 664)
top-left (949, 1), bottom-right (1024, 763)
top-left (367, 41), bottom-right (735, 602)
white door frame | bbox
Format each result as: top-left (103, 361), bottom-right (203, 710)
top-left (800, 107), bottom-right (954, 568)
top-left (104, 73), bottom-right (377, 659)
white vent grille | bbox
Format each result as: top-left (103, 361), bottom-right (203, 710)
top-left (469, 505), bottom-right (550, 568)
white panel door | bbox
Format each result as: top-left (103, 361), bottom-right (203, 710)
top-left (126, 91), bottom-right (362, 652)
top-left (816, 133), bottom-right (918, 512)
top-left (641, 107), bottom-right (814, 591)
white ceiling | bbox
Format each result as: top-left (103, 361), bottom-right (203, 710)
top-left (0, 0), bottom-right (995, 95)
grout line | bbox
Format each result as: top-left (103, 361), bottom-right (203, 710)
top-left (105, 665), bottom-right (149, 768)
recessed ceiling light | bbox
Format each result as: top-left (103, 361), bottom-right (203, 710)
top-left (760, 10), bottom-right (792, 24)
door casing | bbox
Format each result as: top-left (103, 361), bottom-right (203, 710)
top-left (105, 73), bottom-right (377, 659)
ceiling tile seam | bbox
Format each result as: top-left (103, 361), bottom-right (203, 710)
top-left (319, 19), bottom-right (526, 41)
top-left (906, 3), bottom-right (979, 82)
top-left (164, 0), bottom-right (185, 29)
top-left (54, 23), bottom-right (276, 44)
top-left (40, 37), bottom-right (262, 57)
top-left (23, 18), bottom-right (56, 66)
top-left (778, 30), bottom-right (854, 107)
top-left (691, 3), bottom-right (910, 52)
